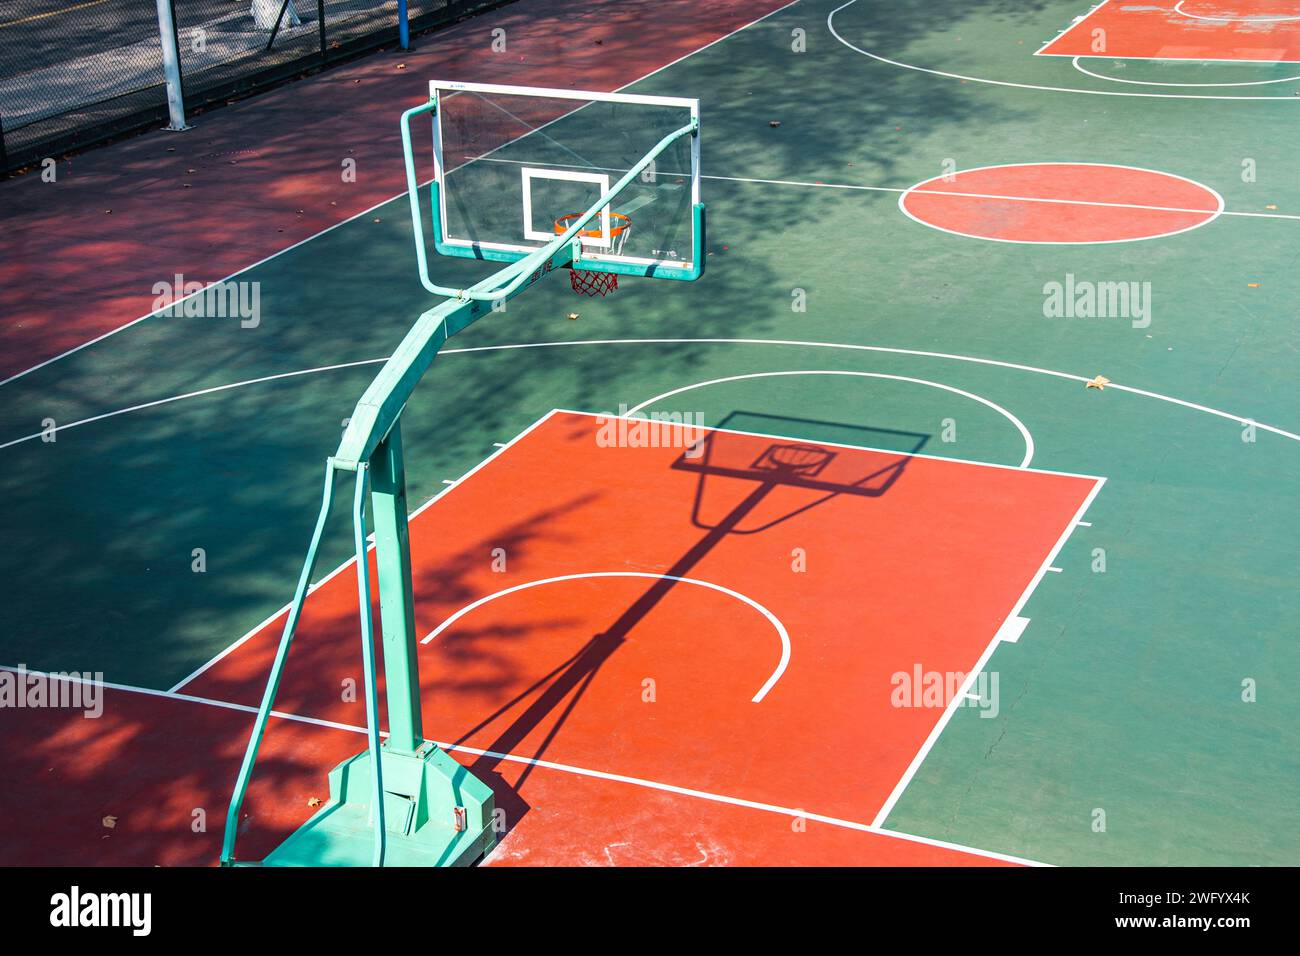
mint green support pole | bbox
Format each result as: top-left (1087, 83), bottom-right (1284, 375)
top-left (369, 423), bottom-right (422, 756)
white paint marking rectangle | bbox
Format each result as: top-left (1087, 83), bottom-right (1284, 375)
top-left (995, 615), bottom-right (1031, 645)
top-left (521, 166), bottom-right (612, 244)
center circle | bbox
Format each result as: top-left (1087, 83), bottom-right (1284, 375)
top-left (899, 162), bottom-right (1224, 244)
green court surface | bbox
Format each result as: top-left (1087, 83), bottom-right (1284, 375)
top-left (3, 0), bottom-right (1298, 866)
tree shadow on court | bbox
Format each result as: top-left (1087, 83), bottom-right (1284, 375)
top-left (0, 0), bottom-right (1054, 865)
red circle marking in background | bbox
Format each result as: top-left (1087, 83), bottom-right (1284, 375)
top-left (900, 163), bottom-right (1222, 243)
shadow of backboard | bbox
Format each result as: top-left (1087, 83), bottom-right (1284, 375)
top-left (672, 411), bottom-right (930, 534)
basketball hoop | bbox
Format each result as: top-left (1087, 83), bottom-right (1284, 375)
top-left (554, 212), bottom-right (632, 296)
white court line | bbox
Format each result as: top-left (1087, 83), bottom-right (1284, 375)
top-left (0, 0), bottom-right (802, 391)
top-left (1173, 0), bottom-right (1300, 21)
top-left (420, 571), bottom-right (791, 703)
top-left (555, 408), bottom-right (1096, 482)
top-left (1071, 55), bottom-right (1300, 87)
top-left (477, 153), bottom-right (1300, 223)
top-left (0, 359), bottom-right (387, 453)
top-left (166, 409), bottom-right (562, 692)
top-left (3, 663), bottom-right (1047, 866)
top-left (624, 370), bottom-right (1038, 469)
top-left (871, 477), bottom-right (1106, 829)
top-left (19, 338), bottom-right (1296, 464)
top-left (520, 340), bottom-right (1300, 445)
top-left (830, 0), bottom-right (1300, 97)
top-left (1032, 0), bottom-right (1119, 56)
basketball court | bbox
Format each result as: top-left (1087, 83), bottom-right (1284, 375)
top-left (1, 0), bottom-right (1297, 868)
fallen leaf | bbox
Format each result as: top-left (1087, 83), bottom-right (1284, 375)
top-left (102, 815), bottom-right (118, 829)
top-left (567, 312), bottom-right (580, 321)
top-left (1086, 375), bottom-right (1110, 390)
top-left (307, 797), bottom-right (322, 808)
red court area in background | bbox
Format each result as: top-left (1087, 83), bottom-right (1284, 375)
top-left (1038, 0), bottom-right (1300, 62)
top-left (901, 163), bottom-right (1222, 244)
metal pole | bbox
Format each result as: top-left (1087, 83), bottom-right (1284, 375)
top-left (398, 0), bottom-right (409, 50)
top-left (154, 0), bottom-right (190, 130)
top-left (369, 422), bottom-right (424, 756)
top-left (0, 109), bottom-right (8, 173)
top-left (318, 0), bottom-right (327, 65)
top-left (265, 0), bottom-right (292, 51)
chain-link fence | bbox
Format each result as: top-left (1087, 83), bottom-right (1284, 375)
top-left (0, 0), bottom-right (514, 173)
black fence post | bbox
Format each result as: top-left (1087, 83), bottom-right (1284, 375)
top-left (319, 0), bottom-right (328, 66)
top-left (0, 110), bottom-right (8, 173)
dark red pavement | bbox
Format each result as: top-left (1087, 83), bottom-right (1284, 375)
top-left (0, 0), bottom-right (792, 381)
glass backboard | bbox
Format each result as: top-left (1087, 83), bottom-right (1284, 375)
top-left (431, 81), bottom-right (701, 277)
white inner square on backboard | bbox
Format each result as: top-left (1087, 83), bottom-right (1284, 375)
top-left (521, 167), bottom-right (612, 247)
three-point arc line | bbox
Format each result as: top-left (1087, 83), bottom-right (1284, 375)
top-left (420, 571), bottom-right (791, 703)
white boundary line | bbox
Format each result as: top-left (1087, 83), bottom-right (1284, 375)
top-left (0, 0), bottom-right (802, 391)
top-left (1173, 0), bottom-right (1300, 22)
top-left (870, 476), bottom-right (1106, 829)
top-left (166, 408), bottom-right (563, 692)
top-left (829, 0), bottom-right (1300, 97)
top-left (624, 370), bottom-right (1038, 469)
top-left (529, 341), bottom-right (1299, 444)
top-left (3, 663), bottom-right (1047, 866)
top-left (20, 338), bottom-right (1295, 466)
top-left (554, 408), bottom-right (1099, 482)
top-left (897, 162), bottom-right (1225, 246)
top-left (421, 571), bottom-right (792, 703)
top-left (468, 154), bottom-right (1300, 222)
top-left (1032, 0), bottom-right (1118, 57)
top-left (1070, 55), bottom-right (1300, 87)
top-left (0, 358), bottom-right (387, 453)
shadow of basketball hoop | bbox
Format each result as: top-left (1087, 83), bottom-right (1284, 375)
top-left (673, 411), bottom-right (930, 534)
top-left (463, 411), bottom-right (930, 803)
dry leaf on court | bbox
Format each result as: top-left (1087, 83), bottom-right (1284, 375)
top-left (1086, 375), bottom-right (1110, 390)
